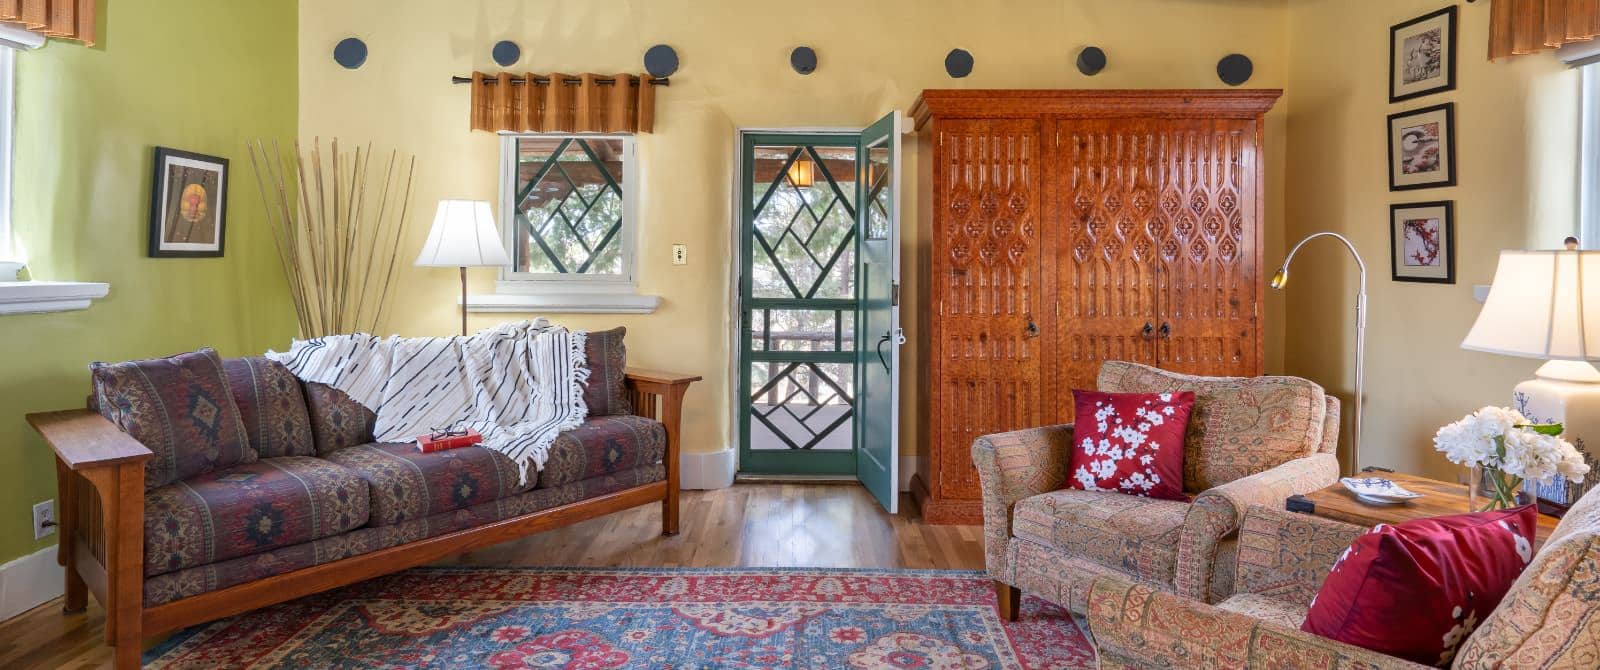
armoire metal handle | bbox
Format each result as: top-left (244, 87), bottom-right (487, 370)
top-left (1024, 320), bottom-right (1040, 339)
top-left (1158, 322), bottom-right (1171, 339)
top-left (1141, 322), bottom-right (1154, 339)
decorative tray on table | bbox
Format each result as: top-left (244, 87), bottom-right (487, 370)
top-left (1339, 477), bottom-right (1426, 505)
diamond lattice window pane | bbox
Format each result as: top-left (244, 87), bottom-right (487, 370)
top-left (749, 145), bottom-right (858, 299)
top-left (513, 137), bottom-right (626, 275)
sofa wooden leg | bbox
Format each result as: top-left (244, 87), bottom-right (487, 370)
top-left (63, 564), bottom-right (87, 614)
top-left (994, 580), bottom-right (1021, 621)
top-left (662, 497), bottom-right (679, 536)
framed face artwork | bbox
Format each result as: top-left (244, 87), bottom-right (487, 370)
top-left (1388, 103), bottom-right (1456, 191)
top-left (1390, 6), bottom-right (1457, 103)
top-left (148, 147), bottom-right (228, 258)
top-left (1390, 200), bottom-right (1455, 284)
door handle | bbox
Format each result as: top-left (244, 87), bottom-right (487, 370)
top-left (1141, 322), bottom-right (1155, 339)
top-left (1158, 322), bottom-right (1171, 339)
top-left (1024, 320), bottom-right (1040, 339)
top-left (876, 333), bottom-right (893, 372)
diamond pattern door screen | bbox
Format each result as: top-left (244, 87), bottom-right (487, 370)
top-left (739, 134), bottom-right (860, 475)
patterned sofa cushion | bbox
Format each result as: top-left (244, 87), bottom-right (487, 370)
top-left (91, 348), bottom-right (257, 490)
top-left (223, 357), bottom-right (315, 458)
top-left (1097, 361), bottom-right (1326, 492)
top-left (582, 327), bottom-right (631, 416)
top-left (1011, 488), bottom-right (1190, 585)
top-left (143, 456), bottom-right (368, 577)
top-left (304, 382), bottom-right (376, 455)
top-left (324, 443), bottom-right (533, 526)
top-left (538, 415), bottom-right (666, 489)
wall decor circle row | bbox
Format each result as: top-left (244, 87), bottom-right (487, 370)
top-left (330, 37), bottom-right (1254, 86)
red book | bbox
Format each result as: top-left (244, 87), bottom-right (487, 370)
top-left (416, 429), bottom-right (482, 453)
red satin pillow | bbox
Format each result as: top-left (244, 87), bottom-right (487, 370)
top-left (1302, 505), bottom-right (1539, 667)
top-left (1066, 390), bottom-right (1194, 501)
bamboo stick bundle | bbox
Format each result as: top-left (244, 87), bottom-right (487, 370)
top-left (248, 138), bottom-right (417, 339)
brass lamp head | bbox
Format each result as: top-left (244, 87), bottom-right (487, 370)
top-left (1269, 267), bottom-right (1289, 289)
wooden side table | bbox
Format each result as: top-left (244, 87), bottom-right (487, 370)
top-left (1286, 469), bottom-right (1562, 549)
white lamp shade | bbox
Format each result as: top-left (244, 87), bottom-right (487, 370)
top-left (415, 200), bottom-right (512, 268)
top-left (1462, 250), bottom-right (1600, 360)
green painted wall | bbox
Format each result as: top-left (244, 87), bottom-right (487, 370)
top-left (0, 1), bottom-right (299, 564)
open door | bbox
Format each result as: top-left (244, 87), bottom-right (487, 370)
top-left (856, 111), bottom-right (903, 513)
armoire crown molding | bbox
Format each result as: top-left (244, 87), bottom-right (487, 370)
top-left (910, 89), bottom-right (1284, 129)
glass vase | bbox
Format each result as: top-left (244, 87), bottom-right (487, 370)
top-left (1470, 464), bottom-right (1525, 512)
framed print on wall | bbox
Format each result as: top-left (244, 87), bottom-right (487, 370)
top-left (1390, 5), bottom-right (1457, 103)
top-left (1390, 200), bottom-right (1455, 284)
top-left (1388, 103), bottom-right (1456, 191)
top-left (148, 147), bottom-right (228, 258)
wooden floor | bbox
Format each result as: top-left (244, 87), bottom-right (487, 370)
top-left (0, 484), bottom-right (983, 669)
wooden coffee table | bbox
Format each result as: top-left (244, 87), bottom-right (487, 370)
top-left (1286, 469), bottom-right (1561, 548)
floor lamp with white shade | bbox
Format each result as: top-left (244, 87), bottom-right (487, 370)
top-left (1269, 232), bottom-right (1367, 477)
top-left (415, 200), bottom-right (512, 336)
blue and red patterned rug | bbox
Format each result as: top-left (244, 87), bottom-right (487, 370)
top-left (144, 567), bottom-right (1095, 669)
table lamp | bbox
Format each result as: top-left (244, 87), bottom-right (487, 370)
top-left (1462, 250), bottom-right (1600, 513)
top-left (1270, 232), bottom-right (1367, 476)
top-left (415, 200), bottom-right (511, 336)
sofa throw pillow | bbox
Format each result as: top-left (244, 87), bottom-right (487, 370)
top-left (90, 348), bottom-right (257, 490)
top-left (1066, 389), bottom-right (1194, 501)
top-left (223, 356), bottom-right (316, 458)
top-left (1301, 505), bottom-right (1539, 667)
top-left (582, 326), bottom-right (631, 416)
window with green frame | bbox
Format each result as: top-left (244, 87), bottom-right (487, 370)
top-left (500, 134), bottom-right (636, 286)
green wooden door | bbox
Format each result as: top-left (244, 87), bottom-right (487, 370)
top-left (739, 134), bottom-right (860, 475)
top-left (855, 112), bottom-right (903, 512)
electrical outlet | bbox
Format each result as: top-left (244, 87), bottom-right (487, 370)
top-left (32, 500), bottom-right (54, 540)
top-left (671, 244), bottom-right (688, 265)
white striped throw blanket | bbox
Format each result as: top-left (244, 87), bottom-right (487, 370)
top-left (267, 319), bottom-right (588, 485)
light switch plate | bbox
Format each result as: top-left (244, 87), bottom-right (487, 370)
top-left (671, 244), bottom-right (687, 265)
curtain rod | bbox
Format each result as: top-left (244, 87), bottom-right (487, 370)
top-left (451, 75), bottom-right (670, 87)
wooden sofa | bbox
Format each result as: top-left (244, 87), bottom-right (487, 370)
top-left (27, 352), bottom-right (697, 670)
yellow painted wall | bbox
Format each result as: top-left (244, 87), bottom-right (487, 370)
top-left (0, 1), bottom-right (298, 562)
top-left (1283, 0), bottom-right (1581, 480)
top-left (297, 0), bottom-right (1294, 473)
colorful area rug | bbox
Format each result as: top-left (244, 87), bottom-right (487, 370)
top-left (145, 567), bottom-right (1095, 669)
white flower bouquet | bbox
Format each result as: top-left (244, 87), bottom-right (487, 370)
top-left (1433, 406), bottom-right (1591, 511)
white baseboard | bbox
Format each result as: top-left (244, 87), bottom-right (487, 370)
top-left (0, 546), bottom-right (62, 621)
top-left (681, 447), bottom-right (736, 489)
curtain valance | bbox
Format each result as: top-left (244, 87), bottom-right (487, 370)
top-left (1490, 0), bottom-right (1600, 59)
top-left (0, 0), bottom-right (94, 45)
top-left (468, 72), bottom-right (657, 134)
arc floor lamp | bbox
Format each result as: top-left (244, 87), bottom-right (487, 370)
top-left (1270, 232), bottom-right (1367, 476)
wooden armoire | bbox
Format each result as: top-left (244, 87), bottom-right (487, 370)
top-left (908, 90), bottom-right (1281, 524)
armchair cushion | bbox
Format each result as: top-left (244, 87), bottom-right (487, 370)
top-left (91, 348), bottom-right (257, 490)
top-left (1097, 361), bottom-right (1327, 491)
top-left (223, 356), bottom-right (315, 459)
top-left (1302, 505), bottom-right (1539, 667)
top-left (1067, 389), bottom-right (1194, 501)
top-left (143, 456), bottom-right (369, 577)
top-left (1013, 489), bottom-right (1190, 585)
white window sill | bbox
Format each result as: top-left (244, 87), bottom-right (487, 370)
top-left (466, 292), bottom-right (660, 314)
top-left (0, 281), bottom-right (110, 315)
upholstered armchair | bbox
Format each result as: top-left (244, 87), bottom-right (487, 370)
top-left (972, 361), bottom-right (1341, 617)
top-left (1088, 493), bottom-right (1600, 669)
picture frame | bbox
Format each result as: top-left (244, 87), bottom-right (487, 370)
top-left (1389, 200), bottom-right (1455, 284)
top-left (148, 147), bottom-right (228, 258)
top-left (1388, 103), bottom-right (1456, 191)
top-left (1390, 6), bottom-right (1457, 103)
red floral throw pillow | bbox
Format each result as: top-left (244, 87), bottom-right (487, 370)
top-left (1066, 390), bottom-right (1194, 501)
top-left (1301, 505), bottom-right (1539, 667)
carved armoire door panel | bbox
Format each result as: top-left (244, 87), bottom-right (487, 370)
top-left (1152, 119), bottom-right (1262, 377)
top-left (1054, 120), bottom-right (1162, 422)
top-left (932, 118), bottom-right (1045, 500)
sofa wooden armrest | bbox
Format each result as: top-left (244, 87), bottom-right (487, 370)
top-left (27, 409), bottom-right (152, 470)
top-left (623, 368), bottom-right (699, 536)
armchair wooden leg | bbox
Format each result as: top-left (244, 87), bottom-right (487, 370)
top-left (994, 580), bottom-right (1021, 621)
